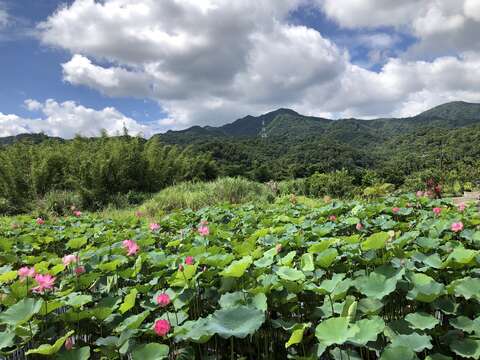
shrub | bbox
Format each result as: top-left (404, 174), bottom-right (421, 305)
top-left (306, 170), bottom-right (356, 198)
top-left (36, 190), bottom-right (82, 216)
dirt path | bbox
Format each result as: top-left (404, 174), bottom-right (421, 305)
top-left (451, 191), bottom-right (480, 206)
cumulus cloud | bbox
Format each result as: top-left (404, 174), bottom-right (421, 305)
top-left (31, 0), bottom-right (480, 129)
top-left (1, 99), bottom-right (155, 138)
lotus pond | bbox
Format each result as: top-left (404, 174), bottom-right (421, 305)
top-left (1, 195), bottom-right (480, 359)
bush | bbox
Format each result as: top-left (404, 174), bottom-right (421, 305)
top-left (277, 178), bottom-right (308, 196)
top-left (306, 170), bottom-right (356, 198)
top-left (141, 177), bottom-right (274, 215)
top-left (362, 183), bottom-right (395, 198)
top-left (36, 190), bottom-right (82, 216)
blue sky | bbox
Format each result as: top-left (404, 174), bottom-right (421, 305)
top-left (0, 0), bottom-right (165, 122)
top-left (1, 0), bottom-right (480, 137)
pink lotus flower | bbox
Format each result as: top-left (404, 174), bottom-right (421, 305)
top-left (392, 207), bottom-right (400, 214)
top-left (156, 293), bottom-right (171, 307)
top-left (458, 203), bottom-right (466, 212)
top-left (451, 222), bottom-right (464, 233)
top-left (154, 319), bottom-right (171, 336)
top-left (73, 211), bottom-right (82, 217)
top-left (74, 266), bottom-right (86, 276)
top-left (32, 274), bottom-right (55, 294)
top-left (356, 223), bottom-right (363, 231)
top-left (18, 266), bottom-right (35, 281)
top-left (275, 244), bottom-right (282, 253)
top-left (149, 223), bottom-right (160, 231)
top-left (433, 207), bottom-right (442, 216)
top-left (185, 256), bottom-right (195, 265)
top-left (328, 215), bottom-right (337, 221)
top-left (62, 254), bottom-right (79, 267)
top-left (122, 240), bottom-right (139, 256)
top-left (416, 191), bottom-right (424, 197)
top-left (198, 222), bottom-right (209, 236)
top-left (65, 337), bottom-right (74, 350)
top-left (36, 218), bottom-right (45, 225)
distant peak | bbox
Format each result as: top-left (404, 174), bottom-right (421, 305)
top-left (264, 108), bottom-right (299, 117)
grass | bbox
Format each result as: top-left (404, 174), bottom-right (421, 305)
top-left (140, 177), bottom-right (274, 216)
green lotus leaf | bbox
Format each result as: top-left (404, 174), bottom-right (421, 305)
top-left (119, 288), bottom-right (138, 314)
top-left (174, 318), bottom-right (214, 343)
top-left (207, 306), bottom-right (265, 339)
top-left (425, 354), bottom-right (452, 360)
top-left (115, 310), bottom-right (150, 332)
top-left (26, 330), bottom-right (75, 355)
top-left (65, 293), bottom-right (93, 308)
top-left (348, 316), bottom-right (385, 346)
top-left (450, 316), bottom-right (480, 334)
top-left (285, 323), bottom-right (309, 348)
top-left (448, 277), bottom-right (480, 301)
top-left (307, 239), bottom-right (335, 253)
top-left (276, 266), bottom-right (305, 282)
top-left (450, 339), bottom-right (480, 359)
top-left (379, 345), bottom-right (415, 360)
top-left (131, 343), bottom-right (169, 360)
top-left (56, 346), bottom-right (91, 360)
top-left (315, 317), bottom-right (359, 347)
top-left (66, 237), bottom-right (87, 250)
top-left (300, 253), bottom-right (314, 272)
top-left (405, 312), bottom-right (440, 330)
top-left (219, 292), bottom-right (245, 308)
top-left (361, 232), bottom-right (390, 251)
top-left (316, 248), bottom-right (338, 268)
top-left (0, 298), bottom-right (44, 327)
top-left (251, 293), bottom-right (268, 311)
top-left (407, 273), bottom-right (444, 303)
top-left (357, 297), bottom-right (384, 315)
top-left (355, 266), bottom-right (403, 299)
top-left (159, 311), bottom-right (188, 326)
top-left (279, 251), bottom-right (296, 266)
top-left (442, 247), bottom-right (478, 268)
top-left (318, 273), bottom-right (346, 294)
top-left (390, 333), bottom-right (433, 352)
top-left (220, 256), bottom-right (252, 278)
top-left (0, 330), bottom-right (15, 350)
top-left (0, 270), bottom-right (18, 284)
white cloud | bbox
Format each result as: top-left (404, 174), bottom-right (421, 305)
top-left (31, 0), bottom-right (480, 130)
top-left (0, 7), bottom-right (8, 29)
top-left (0, 99), bottom-right (156, 138)
top-left (320, 0), bottom-right (420, 28)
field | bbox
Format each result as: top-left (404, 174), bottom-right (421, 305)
top-left (1, 194), bottom-right (480, 359)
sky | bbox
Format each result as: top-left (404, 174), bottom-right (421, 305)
top-left (1, 0), bottom-right (480, 138)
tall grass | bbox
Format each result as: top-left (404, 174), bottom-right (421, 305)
top-left (141, 177), bottom-right (274, 216)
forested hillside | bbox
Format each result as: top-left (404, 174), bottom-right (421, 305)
top-left (1, 101), bottom-right (480, 214)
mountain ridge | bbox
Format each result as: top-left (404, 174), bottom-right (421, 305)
top-left (2, 101), bottom-right (480, 146)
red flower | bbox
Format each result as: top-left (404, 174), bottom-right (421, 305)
top-left (392, 207), bottom-right (400, 214)
top-left (185, 256), bottom-right (195, 265)
top-left (154, 319), bottom-right (171, 336)
top-left (156, 293), bottom-right (171, 307)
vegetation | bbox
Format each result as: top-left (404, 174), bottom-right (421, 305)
top-left (0, 194), bottom-right (479, 359)
top-left (141, 177), bottom-right (274, 216)
top-left (0, 135), bottom-right (217, 215)
top-left (1, 101), bottom-right (480, 215)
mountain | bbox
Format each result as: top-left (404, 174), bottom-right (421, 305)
top-left (2, 101), bottom-right (480, 147)
top-left (0, 133), bottom-right (61, 146)
top-left (156, 101), bottom-right (480, 145)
